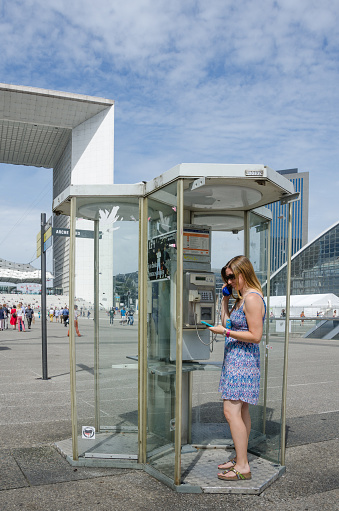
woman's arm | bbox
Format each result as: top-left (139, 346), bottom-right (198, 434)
top-left (209, 293), bottom-right (265, 344)
top-left (220, 294), bottom-right (231, 327)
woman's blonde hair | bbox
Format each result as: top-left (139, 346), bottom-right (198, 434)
top-left (221, 255), bottom-right (262, 305)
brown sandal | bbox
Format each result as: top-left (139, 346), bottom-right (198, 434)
top-left (217, 458), bottom-right (236, 470)
top-left (218, 467), bottom-right (252, 481)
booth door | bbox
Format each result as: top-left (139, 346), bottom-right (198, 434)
top-left (146, 183), bottom-right (179, 482)
top-left (74, 199), bottom-right (140, 459)
top-left (248, 211), bottom-right (284, 464)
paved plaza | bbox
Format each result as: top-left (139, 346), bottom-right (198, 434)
top-left (0, 316), bottom-right (338, 510)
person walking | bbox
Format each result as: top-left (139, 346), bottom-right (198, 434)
top-left (62, 306), bottom-right (69, 327)
top-left (109, 308), bottom-right (115, 325)
top-left (16, 302), bottom-right (26, 332)
top-left (120, 307), bottom-right (127, 325)
top-left (67, 305), bottom-right (81, 337)
top-left (3, 303), bottom-right (9, 329)
top-left (25, 305), bottom-right (34, 329)
top-left (10, 305), bottom-right (17, 330)
top-left (207, 255), bottom-right (266, 482)
top-left (0, 305), bottom-right (5, 330)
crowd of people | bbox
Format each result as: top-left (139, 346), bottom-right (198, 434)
top-left (108, 307), bottom-right (134, 326)
top-left (0, 303), bottom-right (35, 331)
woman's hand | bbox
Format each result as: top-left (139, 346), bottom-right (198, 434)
top-left (207, 324), bottom-right (226, 335)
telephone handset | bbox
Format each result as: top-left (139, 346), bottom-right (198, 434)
top-left (222, 285), bottom-right (232, 296)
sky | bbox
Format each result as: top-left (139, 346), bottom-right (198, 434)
top-left (0, 0), bottom-right (338, 274)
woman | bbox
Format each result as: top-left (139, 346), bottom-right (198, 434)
top-left (10, 305), bottom-right (17, 330)
top-left (16, 302), bottom-right (26, 332)
top-left (207, 255), bottom-right (266, 482)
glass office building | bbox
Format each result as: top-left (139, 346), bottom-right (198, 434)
top-left (268, 221), bottom-right (339, 296)
top-left (267, 169), bottom-right (309, 273)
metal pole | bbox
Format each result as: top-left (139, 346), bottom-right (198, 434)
top-left (138, 197), bottom-right (148, 464)
top-left (263, 220), bottom-right (271, 434)
top-left (69, 197), bottom-right (78, 461)
top-left (94, 219), bottom-right (100, 433)
top-left (41, 213), bottom-right (48, 380)
top-left (280, 202), bottom-right (293, 466)
top-left (244, 211), bottom-right (250, 258)
top-left (174, 179), bottom-right (184, 486)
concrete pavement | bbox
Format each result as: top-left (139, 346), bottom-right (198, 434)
top-left (0, 317), bottom-right (338, 510)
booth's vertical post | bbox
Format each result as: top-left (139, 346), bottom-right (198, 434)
top-left (40, 213), bottom-right (48, 380)
top-left (281, 202), bottom-right (293, 466)
top-left (69, 197), bottom-right (78, 460)
top-left (94, 219), bottom-right (100, 433)
top-left (263, 220), bottom-right (271, 434)
top-left (244, 210), bottom-right (250, 258)
top-left (138, 197), bottom-right (148, 464)
top-left (174, 179), bottom-right (184, 486)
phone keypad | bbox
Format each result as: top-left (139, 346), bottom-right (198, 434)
top-left (199, 291), bottom-right (214, 301)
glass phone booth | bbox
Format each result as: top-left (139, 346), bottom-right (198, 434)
top-left (54, 164), bottom-right (295, 493)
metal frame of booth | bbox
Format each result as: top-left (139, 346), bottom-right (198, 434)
top-left (53, 164), bottom-right (296, 493)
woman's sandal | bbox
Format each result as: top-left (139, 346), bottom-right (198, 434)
top-left (218, 467), bottom-right (252, 481)
top-left (217, 458), bottom-right (236, 470)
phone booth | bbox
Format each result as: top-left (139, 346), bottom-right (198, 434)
top-left (54, 164), bottom-right (296, 493)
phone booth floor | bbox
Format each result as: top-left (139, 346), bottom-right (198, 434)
top-left (55, 435), bottom-right (284, 494)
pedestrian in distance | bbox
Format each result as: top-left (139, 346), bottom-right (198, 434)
top-left (67, 305), bottom-right (81, 337)
top-left (109, 308), bottom-right (115, 324)
top-left (120, 307), bottom-right (127, 325)
top-left (10, 305), bottom-right (17, 330)
top-left (25, 305), bottom-right (34, 329)
top-left (2, 303), bottom-right (9, 329)
top-left (62, 306), bottom-right (69, 327)
top-left (0, 305), bottom-right (5, 330)
top-left (207, 255), bottom-right (266, 482)
top-left (16, 302), bottom-right (26, 332)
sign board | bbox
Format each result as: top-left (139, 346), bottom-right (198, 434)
top-left (52, 228), bottom-right (101, 239)
top-left (37, 219), bottom-right (53, 258)
top-left (148, 231), bottom-right (176, 281)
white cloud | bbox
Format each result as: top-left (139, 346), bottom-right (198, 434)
top-left (0, 0), bottom-right (338, 264)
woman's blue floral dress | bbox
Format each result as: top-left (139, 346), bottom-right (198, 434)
top-left (218, 293), bottom-right (266, 405)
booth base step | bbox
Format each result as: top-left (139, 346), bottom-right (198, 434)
top-left (56, 434), bottom-right (284, 494)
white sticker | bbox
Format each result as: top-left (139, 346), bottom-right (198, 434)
top-left (82, 426), bottom-right (95, 439)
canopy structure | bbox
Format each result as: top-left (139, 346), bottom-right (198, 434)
top-left (0, 259), bottom-right (53, 284)
top-left (0, 83), bottom-right (114, 169)
top-left (269, 293), bottom-right (339, 315)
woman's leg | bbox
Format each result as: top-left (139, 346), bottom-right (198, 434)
top-left (241, 402), bottom-right (251, 441)
top-left (219, 400), bottom-right (250, 477)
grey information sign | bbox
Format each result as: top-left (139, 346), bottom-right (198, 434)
top-left (52, 228), bottom-right (101, 239)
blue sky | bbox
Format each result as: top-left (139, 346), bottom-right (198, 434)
top-left (0, 0), bottom-right (338, 271)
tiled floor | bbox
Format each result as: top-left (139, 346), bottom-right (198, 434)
top-left (56, 434), bottom-right (284, 494)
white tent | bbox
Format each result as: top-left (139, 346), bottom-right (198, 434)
top-left (268, 294), bottom-right (339, 317)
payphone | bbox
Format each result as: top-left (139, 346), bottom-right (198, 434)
top-left (169, 225), bottom-right (216, 361)
top-left (183, 271), bottom-right (216, 328)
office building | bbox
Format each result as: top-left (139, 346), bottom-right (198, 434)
top-left (267, 169), bottom-right (309, 273)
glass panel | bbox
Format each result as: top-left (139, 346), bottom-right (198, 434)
top-left (146, 182), bottom-right (178, 480)
top-left (248, 211), bottom-right (283, 463)
top-left (73, 216), bottom-right (96, 452)
top-left (74, 198), bottom-right (139, 458)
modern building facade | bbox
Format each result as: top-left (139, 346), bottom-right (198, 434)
top-left (267, 221), bottom-right (339, 296)
top-left (0, 83), bottom-right (115, 304)
top-left (266, 169), bottom-right (309, 273)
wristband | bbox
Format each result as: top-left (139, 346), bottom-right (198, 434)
top-left (224, 329), bottom-right (230, 338)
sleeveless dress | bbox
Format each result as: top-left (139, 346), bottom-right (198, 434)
top-left (218, 292), bottom-right (266, 405)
